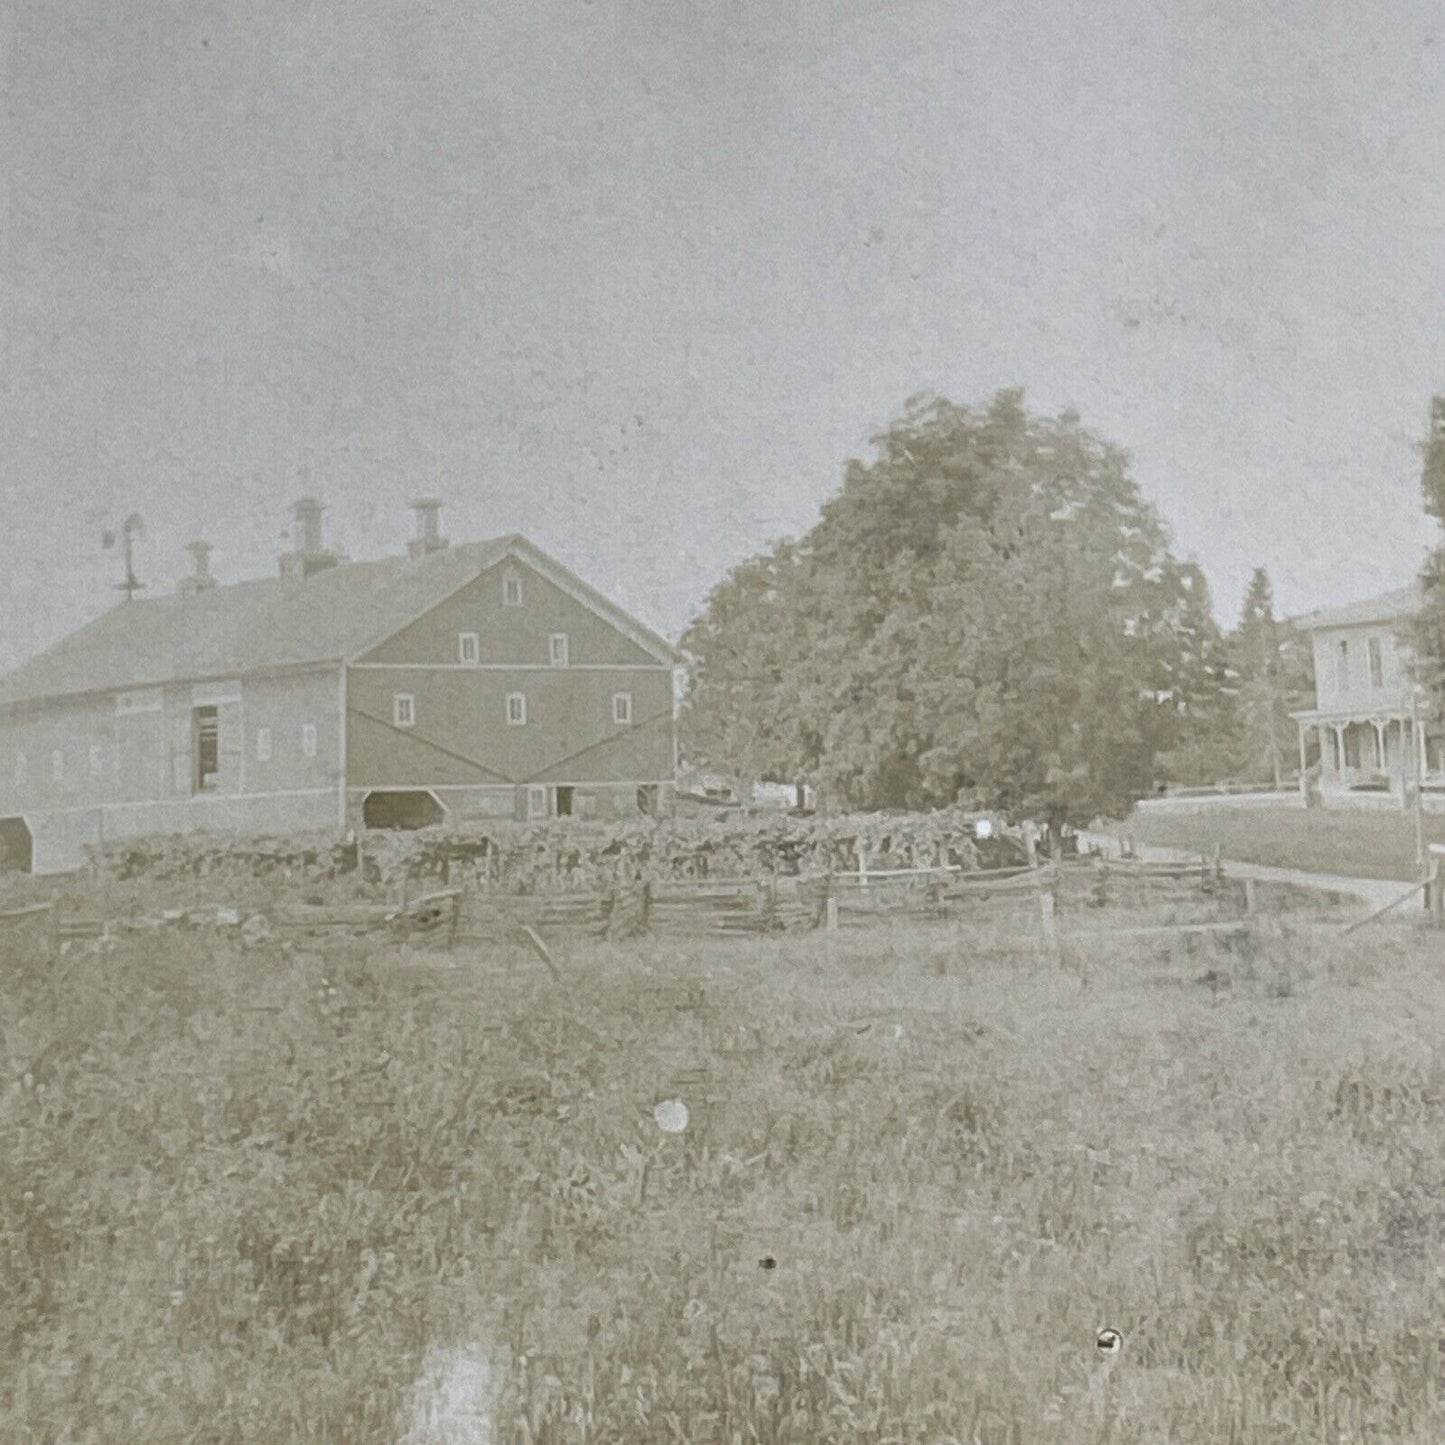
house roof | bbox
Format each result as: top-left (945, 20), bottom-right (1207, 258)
top-left (0, 535), bottom-right (680, 708)
top-left (1292, 582), bottom-right (1423, 632)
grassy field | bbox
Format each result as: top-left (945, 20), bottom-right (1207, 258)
top-left (1117, 806), bottom-right (1445, 881)
top-left (3, 898), bottom-right (1445, 1442)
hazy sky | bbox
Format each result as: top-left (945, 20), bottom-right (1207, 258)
top-left (6, 0), bottom-right (1445, 671)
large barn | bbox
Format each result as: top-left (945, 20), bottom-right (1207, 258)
top-left (0, 500), bottom-right (681, 873)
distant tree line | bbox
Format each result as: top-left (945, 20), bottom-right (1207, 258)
top-left (680, 389), bottom-right (1313, 825)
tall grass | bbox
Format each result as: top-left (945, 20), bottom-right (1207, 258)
top-left (2, 907), bottom-right (1444, 1440)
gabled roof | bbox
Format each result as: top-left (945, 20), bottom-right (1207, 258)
top-left (0, 535), bottom-right (680, 708)
top-left (1293, 582), bottom-right (1423, 632)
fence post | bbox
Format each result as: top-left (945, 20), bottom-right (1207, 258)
top-left (856, 840), bottom-right (869, 891)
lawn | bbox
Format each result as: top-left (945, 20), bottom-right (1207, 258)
top-left (1116, 806), bottom-right (1445, 881)
top-left (3, 901), bottom-right (1445, 1442)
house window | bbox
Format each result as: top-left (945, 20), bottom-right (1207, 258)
top-left (507, 693), bottom-right (527, 726)
top-left (1368, 636), bottom-right (1384, 690)
top-left (526, 784), bottom-right (548, 819)
top-left (612, 692), bottom-right (633, 726)
top-left (393, 694), bottom-right (415, 728)
top-left (193, 706), bottom-right (219, 792)
top-left (549, 632), bottom-right (570, 667)
top-left (458, 632), bottom-right (480, 666)
top-left (1336, 639), bottom-right (1349, 692)
top-left (88, 745), bottom-right (104, 780)
top-left (255, 727), bottom-right (273, 762)
top-left (301, 723), bottom-right (318, 758)
top-left (503, 570), bottom-right (523, 607)
top-left (51, 750), bottom-right (65, 784)
top-left (555, 785), bottom-right (574, 817)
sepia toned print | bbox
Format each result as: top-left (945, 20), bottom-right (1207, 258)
top-left (8, 2), bottom-right (1445, 1441)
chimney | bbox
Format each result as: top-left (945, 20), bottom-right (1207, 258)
top-left (178, 539), bottom-right (217, 596)
top-left (280, 496), bottom-right (341, 579)
top-left (295, 497), bottom-right (324, 554)
top-left (408, 496), bottom-right (448, 558)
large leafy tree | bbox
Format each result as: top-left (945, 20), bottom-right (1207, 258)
top-left (680, 390), bottom-right (1233, 823)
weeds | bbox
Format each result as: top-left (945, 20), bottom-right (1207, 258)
top-left (1, 913), bottom-right (1444, 1440)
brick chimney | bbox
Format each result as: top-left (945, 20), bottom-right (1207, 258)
top-left (280, 497), bottom-right (342, 579)
top-left (408, 497), bottom-right (448, 558)
top-left (177, 539), bottom-right (217, 596)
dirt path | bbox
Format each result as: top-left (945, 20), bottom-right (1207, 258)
top-left (1076, 830), bottom-right (1425, 914)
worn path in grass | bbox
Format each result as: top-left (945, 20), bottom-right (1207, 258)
top-left (1079, 829), bottom-right (1423, 914)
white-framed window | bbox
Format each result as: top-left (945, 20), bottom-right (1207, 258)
top-left (14, 752), bottom-right (26, 786)
top-left (255, 726), bottom-right (273, 762)
top-left (506, 692), bottom-right (527, 726)
top-left (458, 631), bottom-right (480, 666)
top-left (1368, 636), bottom-right (1384, 690)
top-left (612, 692), bottom-right (633, 726)
top-left (51, 749), bottom-right (65, 783)
top-left (1335, 639), bottom-right (1349, 692)
top-left (88, 744), bottom-right (104, 780)
top-left (549, 632), bottom-right (570, 667)
top-left (394, 694), bottom-right (416, 728)
top-left (526, 784), bottom-right (549, 819)
top-left (503, 569), bottom-right (523, 607)
top-left (301, 723), bottom-right (318, 758)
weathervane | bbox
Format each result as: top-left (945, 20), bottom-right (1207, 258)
top-left (102, 513), bottom-right (147, 602)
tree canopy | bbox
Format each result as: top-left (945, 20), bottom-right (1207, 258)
top-left (1414, 397), bottom-right (1445, 711)
top-left (680, 390), bottom-right (1239, 823)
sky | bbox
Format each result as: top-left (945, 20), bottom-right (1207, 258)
top-left (5, 0), bottom-right (1445, 672)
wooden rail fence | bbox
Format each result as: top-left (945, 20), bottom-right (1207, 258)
top-left (0, 852), bottom-right (1250, 955)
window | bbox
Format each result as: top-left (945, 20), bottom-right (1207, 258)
top-left (549, 632), bottom-right (570, 667)
top-left (255, 727), bottom-right (273, 762)
top-left (393, 694), bottom-right (415, 728)
top-left (506, 693), bottom-right (527, 726)
top-left (612, 692), bottom-right (633, 726)
top-left (503, 570), bottom-right (523, 607)
top-left (526, 784), bottom-right (548, 819)
top-left (1336, 639), bottom-right (1349, 692)
top-left (555, 785), bottom-right (574, 817)
top-left (88, 745), bottom-right (104, 780)
top-left (192, 706), bottom-right (219, 792)
top-left (1368, 636), bottom-right (1384, 690)
top-left (51, 750), bottom-right (64, 784)
top-left (458, 632), bottom-right (480, 666)
top-left (301, 723), bottom-right (318, 759)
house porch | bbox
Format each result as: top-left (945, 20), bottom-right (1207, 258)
top-left (1294, 711), bottom-right (1445, 802)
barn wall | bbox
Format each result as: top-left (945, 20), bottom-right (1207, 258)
top-left (345, 666), bottom-right (675, 790)
top-left (0, 666), bottom-right (342, 872)
top-left (358, 558), bottom-right (661, 667)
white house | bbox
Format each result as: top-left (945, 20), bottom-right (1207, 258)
top-left (1289, 582), bottom-right (1443, 805)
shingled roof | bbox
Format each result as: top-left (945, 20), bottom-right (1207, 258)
top-left (0, 535), bottom-right (679, 708)
top-left (1293, 582), bottom-right (1423, 632)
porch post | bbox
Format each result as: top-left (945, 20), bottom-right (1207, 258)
top-left (1373, 720), bottom-right (1386, 773)
top-left (1296, 721), bottom-right (1308, 788)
